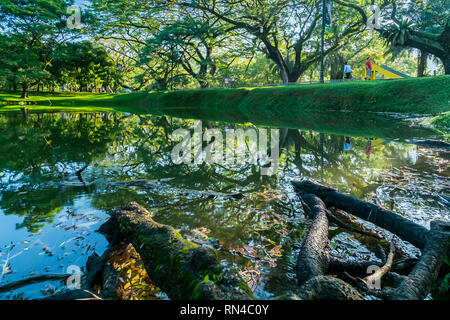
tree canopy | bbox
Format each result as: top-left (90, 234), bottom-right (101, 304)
top-left (0, 0), bottom-right (448, 94)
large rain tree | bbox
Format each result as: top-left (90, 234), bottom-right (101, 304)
top-left (91, 0), bottom-right (243, 89)
top-left (176, 0), bottom-right (368, 83)
top-left (140, 8), bottom-right (238, 88)
top-left (89, 0), bottom-right (178, 90)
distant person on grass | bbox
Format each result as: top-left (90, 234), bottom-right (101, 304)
top-left (365, 58), bottom-right (373, 80)
top-left (224, 78), bottom-right (229, 88)
top-left (344, 62), bottom-right (352, 80)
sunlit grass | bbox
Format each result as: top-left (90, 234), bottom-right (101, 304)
top-left (1, 76), bottom-right (448, 115)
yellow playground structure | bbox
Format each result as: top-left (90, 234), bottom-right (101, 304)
top-left (363, 63), bottom-right (410, 80)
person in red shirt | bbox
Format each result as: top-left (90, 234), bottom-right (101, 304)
top-left (365, 58), bottom-right (373, 80)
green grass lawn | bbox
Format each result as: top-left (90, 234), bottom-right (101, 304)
top-left (1, 76), bottom-right (449, 116)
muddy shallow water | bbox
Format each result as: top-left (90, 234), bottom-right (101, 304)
top-left (0, 110), bottom-right (448, 299)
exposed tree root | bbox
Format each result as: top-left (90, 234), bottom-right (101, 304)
top-left (326, 209), bottom-right (380, 239)
top-left (292, 179), bottom-right (450, 300)
top-left (296, 275), bottom-right (364, 300)
top-left (292, 180), bottom-right (428, 249)
top-left (364, 241), bottom-right (395, 288)
top-left (388, 221), bottom-right (450, 300)
top-left (296, 194), bottom-right (330, 286)
top-left (297, 194), bottom-right (382, 281)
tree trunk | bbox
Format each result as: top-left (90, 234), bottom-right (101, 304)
top-left (198, 77), bottom-right (209, 88)
top-left (443, 55), bottom-right (450, 75)
top-left (280, 68), bottom-right (289, 84)
top-left (21, 83), bottom-right (29, 99)
top-left (329, 54), bottom-right (345, 80)
top-left (417, 50), bottom-right (428, 77)
top-left (261, 39), bottom-right (290, 83)
top-left (156, 78), bottom-right (168, 91)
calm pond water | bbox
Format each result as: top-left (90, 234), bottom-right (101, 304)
top-left (0, 110), bottom-right (448, 299)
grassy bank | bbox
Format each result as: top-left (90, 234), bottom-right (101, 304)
top-left (0, 77), bottom-right (448, 140)
top-left (139, 76), bottom-right (450, 118)
top-left (1, 76), bottom-right (449, 115)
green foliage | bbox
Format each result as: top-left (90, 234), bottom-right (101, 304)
top-left (381, 20), bottom-right (414, 47)
top-left (0, 0), bottom-right (78, 95)
top-left (377, 0), bottom-right (449, 72)
top-left (50, 41), bottom-right (118, 91)
top-left (0, 34), bottom-right (50, 86)
top-left (2, 0), bottom-right (449, 92)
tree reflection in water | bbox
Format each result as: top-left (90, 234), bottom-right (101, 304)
top-left (0, 111), bottom-right (448, 299)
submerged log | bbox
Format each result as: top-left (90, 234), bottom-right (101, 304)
top-left (292, 180), bottom-right (428, 249)
top-left (99, 202), bottom-right (253, 300)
